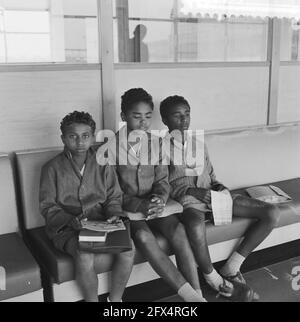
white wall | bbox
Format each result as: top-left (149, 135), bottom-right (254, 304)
top-left (0, 70), bottom-right (102, 152)
top-left (115, 66), bottom-right (269, 131)
top-left (206, 125), bottom-right (300, 189)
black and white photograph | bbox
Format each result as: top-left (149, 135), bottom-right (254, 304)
top-left (1, 0), bottom-right (300, 307)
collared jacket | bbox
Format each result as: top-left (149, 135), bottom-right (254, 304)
top-left (99, 126), bottom-right (170, 213)
top-left (166, 133), bottom-right (221, 202)
top-left (39, 146), bottom-right (123, 241)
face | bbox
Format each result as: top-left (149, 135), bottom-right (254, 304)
top-left (163, 104), bottom-right (191, 133)
top-left (61, 123), bottom-right (95, 156)
top-left (121, 102), bottom-right (153, 132)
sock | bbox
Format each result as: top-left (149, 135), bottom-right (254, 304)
top-left (178, 283), bottom-right (207, 302)
top-left (220, 252), bottom-right (246, 277)
top-left (203, 269), bottom-right (224, 292)
top-left (107, 296), bottom-right (122, 303)
top-left (196, 288), bottom-right (207, 302)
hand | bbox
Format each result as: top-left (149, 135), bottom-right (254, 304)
top-left (137, 199), bottom-right (165, 218)
top-left (106, 214), bottom-right (122, 224)
top-left (150, 195), bottom-right (165, 206)
top-left (69, 217), bottom-right (82, 231)
top-left (187, 187), bottom-right (211, 204)
top-left (212, 183), bottom-right (229, 192)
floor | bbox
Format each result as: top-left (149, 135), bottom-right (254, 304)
top-left (158, 256), bottom-right (300, 302)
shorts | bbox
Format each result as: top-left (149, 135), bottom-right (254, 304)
top-left (179, 195), bottom-right (212, 213)
top-left (52, 228), bottom-right (79, 258)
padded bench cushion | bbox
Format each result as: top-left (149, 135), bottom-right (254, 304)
top-left (0, 233), bottom-right (42, 301)
top-left (27, 178), bottom-right (300, 285)
top-left (0, 155), bottom-right (18, 235)
top-left (27, 227), bottom-right (169, 284)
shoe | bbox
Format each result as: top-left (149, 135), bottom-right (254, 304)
top-left (223, 272), bottom-right (260, 301)
top-left (224, 271), bottom-right (246, 284)
top-left (218, 278), bottom-right (254, 302)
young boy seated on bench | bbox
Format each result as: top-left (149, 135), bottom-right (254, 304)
top-left (160, 95), bottom-right (281, 301)
top-left (39, 111), bottom-right (135, 302)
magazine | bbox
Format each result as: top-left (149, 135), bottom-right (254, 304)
top-left (246, 185), bottom-right (292, 204)
top-left (81, 220), bottom-right (126, 233)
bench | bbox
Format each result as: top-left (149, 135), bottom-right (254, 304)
top-left (14, 127), bottom-right (300, 301)
top-left (0, 154), bottom-right (43, 302)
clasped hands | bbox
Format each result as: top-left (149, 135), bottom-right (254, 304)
top-left (137, 195), bottom-right (166, 220)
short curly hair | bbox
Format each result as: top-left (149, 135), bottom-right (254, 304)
top-left (60, 111), bottom-right (96, 135)
top-left (160, 95), bottom-right (190, 120)
top-left (121, 88), bottom-right (154, 114)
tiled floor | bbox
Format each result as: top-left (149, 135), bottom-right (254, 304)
top-left (158, 256), bottom-right (300, 302)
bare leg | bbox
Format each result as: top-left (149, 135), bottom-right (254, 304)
top-left (65, 236), bottom-right (99, 302)
top-left (149, 215), bottom-right (201, 291)
top-left (131, 220), bottom-right (186, 291)
top-left (180, 208), bottom-right (214, 275)
top-left (232, 195), bottom-right (280, 257)
top-left (74, 250), bottom-right (99, 302)
top-left (108, 240), bottom-right (135, 302)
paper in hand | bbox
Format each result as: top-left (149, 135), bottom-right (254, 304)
top-left (211, 190), bottom-right (233, 226)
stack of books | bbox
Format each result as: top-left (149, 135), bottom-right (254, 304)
top-left (79, 220), bottom-right (131, 253)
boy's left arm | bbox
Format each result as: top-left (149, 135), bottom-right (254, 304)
top-left (102, 165), bottom-right (125, 221)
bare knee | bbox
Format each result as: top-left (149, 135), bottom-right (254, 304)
top-left (75, 251), bottom-right (95, 271)
top-left (170, 222), bottom-right (187, 244)
top-left (183, 210), bottom-right (206, 234)
top-left (120, 239), bottom-right (136, 259)
top-left (263, 204), bottom-right (281, 228)
top-left (133, 228), bottom-right (155, 245)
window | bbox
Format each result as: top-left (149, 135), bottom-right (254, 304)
top-left (280, 18), bottom-right (300, 61)
top-left (113, 0), bottom-right (269, 63)
top-left (0, 0), bottom-right (99, 64)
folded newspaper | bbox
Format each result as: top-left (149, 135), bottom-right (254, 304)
top-left (246, 185), bottom-right (292, 204)
top-left (81, 220), bottom-right (126, 233)
top-left (211, 190), bottom-right (233, 226)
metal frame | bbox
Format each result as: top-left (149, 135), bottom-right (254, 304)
top-left (267, 18), bottom-right (281, 125)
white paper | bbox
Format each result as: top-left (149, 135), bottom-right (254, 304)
top-left (211, 190), bottom-right (233, 226)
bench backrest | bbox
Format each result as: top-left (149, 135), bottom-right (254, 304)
top-left (0, 154), bottom-right (18, 234)
top-left (16, 149), bottom-right (62, 230)
top-left (207, 126), bottom-right (300, 189)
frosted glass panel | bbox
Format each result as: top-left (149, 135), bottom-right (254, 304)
top-left (0, 0), bottom-right (99, 64)
top-left (115, 67), bottom-right (269, 130)
top-left (278, 66), bottom-right (300, 123)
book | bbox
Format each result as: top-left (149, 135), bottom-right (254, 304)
top-left (79, 220), bottom-right (132, 254)
top-left (246, 185), bottom-right (292, 204)
top-left (79, 229), bottom-right (107, 242)
top-left (81, 220), bottom-right (126, 233)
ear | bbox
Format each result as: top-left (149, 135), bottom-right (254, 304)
top-left (120, 112), bottom-right (126, 122)
top-left (162, 117), bottom-right (168, 126)
top-left (91, 133), bottom-right (96, 144)
top-left (60, 134), bottom-right (65, 145)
